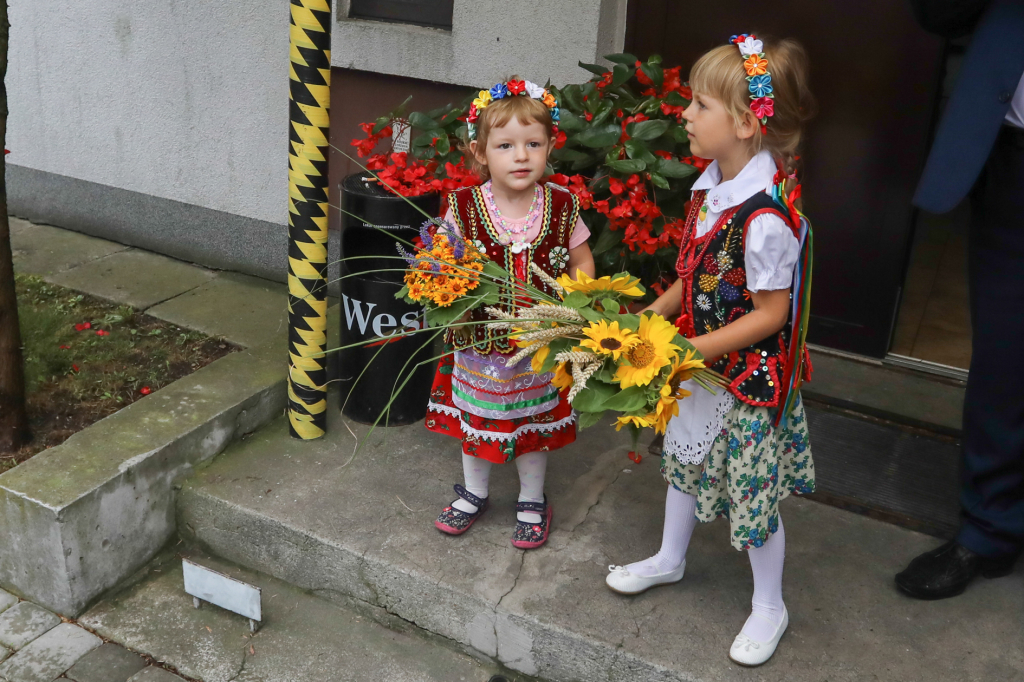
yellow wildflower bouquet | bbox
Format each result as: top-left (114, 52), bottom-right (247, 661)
top-left (486, 265), bottom-right (726, 453)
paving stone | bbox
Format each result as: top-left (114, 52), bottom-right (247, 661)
top-left (0, 603), bottom-right (60, 651)
top-left (0, 644), bottom-right (9, 664)
top-left (0, 623), bottom-right (100, 682)
top-left (47, 248), bottom-right (215, 309)
top-left (11, 223), bottom-right (128, 276)
top-left (0, 590), bottom-right (16, 615)
top-left (127, 667), bottom-right (186, 682)
top-left (65, 643), bottom-right (147, 682)
top-left (146, 271), bottom-right (289, 347)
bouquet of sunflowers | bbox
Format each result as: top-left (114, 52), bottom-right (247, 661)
top-left (392, 218), bottom-right (724, 453)
top-left (484, 267), bottom-right (725, 448)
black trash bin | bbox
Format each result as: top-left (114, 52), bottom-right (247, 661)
top-left (338, 173), bottom-right (439, 425)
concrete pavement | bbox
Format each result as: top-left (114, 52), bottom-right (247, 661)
top-left (177, 393), bottom-right (1024, 682)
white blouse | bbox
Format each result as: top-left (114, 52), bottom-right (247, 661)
top-left (663, 151), bottom-right (799, 466)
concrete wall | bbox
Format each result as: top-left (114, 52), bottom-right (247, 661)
top-left (6, 0), bottom-right (626, 281)
top-left (7, 0), bottom-right (290, 226)
top-left (333, 0), bottom-right (628, 88)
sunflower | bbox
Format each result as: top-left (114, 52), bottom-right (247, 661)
top-left (530, 345), bottom-right (551, 374)
top-left (579, 320), bottom-right (637, 360)
top-left (614, 314), bottom-right (682, 388)
top-left (556, 269), bottom-right (645, 299)
top-left (615, 413), bottom-right (656, 431)
top-left (653, 350), bottom-right (704, 433)
top-left (551, 361), bottom-right (573, 391)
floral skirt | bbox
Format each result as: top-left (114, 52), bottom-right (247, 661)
top-left (661, 393), bottom-right (815, 551)
top-left (425, 352), bottom-right (576, 463)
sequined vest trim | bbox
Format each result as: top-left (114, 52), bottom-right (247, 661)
top-left (447, 183), bottom-right (579, 355)
top-left (676, 190), bottom-right (794, 407)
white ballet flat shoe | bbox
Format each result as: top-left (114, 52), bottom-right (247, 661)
top-left (728, 607), bottom-right (789, 667)
top-left (605, 560), bottom-right (686, 595)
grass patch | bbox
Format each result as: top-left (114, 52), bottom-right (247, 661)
top-left (0, 274), bottom-right (237, 473)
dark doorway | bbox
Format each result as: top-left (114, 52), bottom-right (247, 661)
top-left (626, 2), bottom-right (945, 357)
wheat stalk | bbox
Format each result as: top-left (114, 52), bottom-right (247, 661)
top-left (530, 262), bottom-right (566, 296)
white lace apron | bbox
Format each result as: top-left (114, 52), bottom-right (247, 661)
top-left (663, 379), bottom-right (736, 466)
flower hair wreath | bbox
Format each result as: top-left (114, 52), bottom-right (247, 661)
top-left (466, 79), bottom-right (560, 141)
top-left (730, 33), bottom-right (774, 134)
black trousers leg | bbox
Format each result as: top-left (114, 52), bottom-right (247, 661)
top-left (956, 130), bottom-right (1024, 557)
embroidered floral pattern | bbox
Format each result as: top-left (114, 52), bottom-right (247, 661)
top-left (549, 245), bottom-right (570, 270)
top-left (660, 395), bottom-right (814, 551)
top-left (696, 293), bottom-right (712, 311)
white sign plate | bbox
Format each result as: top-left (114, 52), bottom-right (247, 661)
top-left (182, 559), bottom-right (262, 622)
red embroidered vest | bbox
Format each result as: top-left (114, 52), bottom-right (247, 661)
top-left (447, 183), bottom-right (579, 355)
top-left (676, 190), bottom-right (796, 407)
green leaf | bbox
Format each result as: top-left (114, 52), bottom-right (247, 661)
top-left (592, 225), bottom-right (624, 256)
top-left (599, 385), bottom-right (650, 412)
top-left (601, 297), bottom-right (620, 313)
top-left (664, 91), bottom-right (690, 106)
top-left (425, 294), bottom-right (478, 328)
top-left (411, 132), bottom-right (435, 148)
top-left (606, 158), bottom-right (647, 174)
top-left (558, 110), bottom-right (587, 133)
top-left (627, 119), bottom-right (670, 141)
top-left (562, 290), bottom-right (592, 308)
top-left (671, 126), bottom-right (691, 143)
top-left (603, 52), bottom-right (639, 65)
top-left (570, 381), bottom-right (618, 412)
top-left (435, 135), bottom-right (451, 155)
top-left (408, 112), bottom-right (441, 130)
top-left (650, 172), bottom-right (670, 189)
top-left (656, 157), bottom-right (699, 178)
top-left (648, 54), bottom-right (663, 65)
top-left (371, 116), bottom-right (392, 135)
top-left (537, 336), bottom-right (572, 374)
top-left (578, 306), bottom-right (605, 322)
top-left (578, 62), bottom-right (608, 76)
top-left (624, 139), bottom-right (657, 164)
top-left (577, 410), bottom-right (607, 430)
top-left (639, 62), bottom-right (664, 88)
top-left (395, 285), bottom-right (409, 300)
top-left (611, 64), bottom-right (631, 87)
top-left (577, 124), bottom-right (622, 148)
top-left (590, 107), bottom-right (614, 127)
top-left (551, 147), bottom-right (591, 162)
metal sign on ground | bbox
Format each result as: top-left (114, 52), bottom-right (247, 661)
top-left (183, 559), bottom-right (262, 632)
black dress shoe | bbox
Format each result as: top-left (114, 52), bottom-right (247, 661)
top-left (895, 540), bottom-right (1018, 600)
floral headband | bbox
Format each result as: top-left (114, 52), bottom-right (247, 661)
top-left (730, 34), bottom-right (773, 134)
top-left (466, 79), bottom-right (560, 141)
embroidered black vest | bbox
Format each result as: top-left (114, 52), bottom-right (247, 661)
top-left (446, 183), bottom-right (579, 355)
top-left (676, 190), bottom-right (795, 407)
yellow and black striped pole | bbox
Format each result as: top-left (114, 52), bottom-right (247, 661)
top-left (287, 0), bottom-right (331, 439)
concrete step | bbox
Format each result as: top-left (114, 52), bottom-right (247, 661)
top-left (176, 395), bottom-right (1024, 682)
top-left (80, 550), bottom-right (521, 682)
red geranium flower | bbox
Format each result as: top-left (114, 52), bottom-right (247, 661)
top-left (74, 322), bottom-right (92, 331)
top-left (71, 364), bottom-right (80, 373)
top-left (95, 330), bottom-right (110, 337)
top-left (140, 386), bottom-right (152, 395)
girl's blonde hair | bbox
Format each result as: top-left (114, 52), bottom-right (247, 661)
top-left (463, 79), bottom-right (554, 181)
top-left (690, 38), bottom-right (815, 174)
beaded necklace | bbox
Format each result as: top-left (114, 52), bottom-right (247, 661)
top-left (482, 181), bottom-right (542, 253)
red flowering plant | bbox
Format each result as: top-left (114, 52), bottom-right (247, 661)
top-left (350, 53), bottom-right (708, 299)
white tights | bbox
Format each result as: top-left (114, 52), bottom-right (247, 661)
top-left (451, 452), bottom-right (548, 523)
top-left (625, 485), bottom-right (787, 642)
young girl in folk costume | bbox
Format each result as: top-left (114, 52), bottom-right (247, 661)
top-left (427, 78), bottom-right (595, 549)
top-left (605, 36), bottom-right (816, 666)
